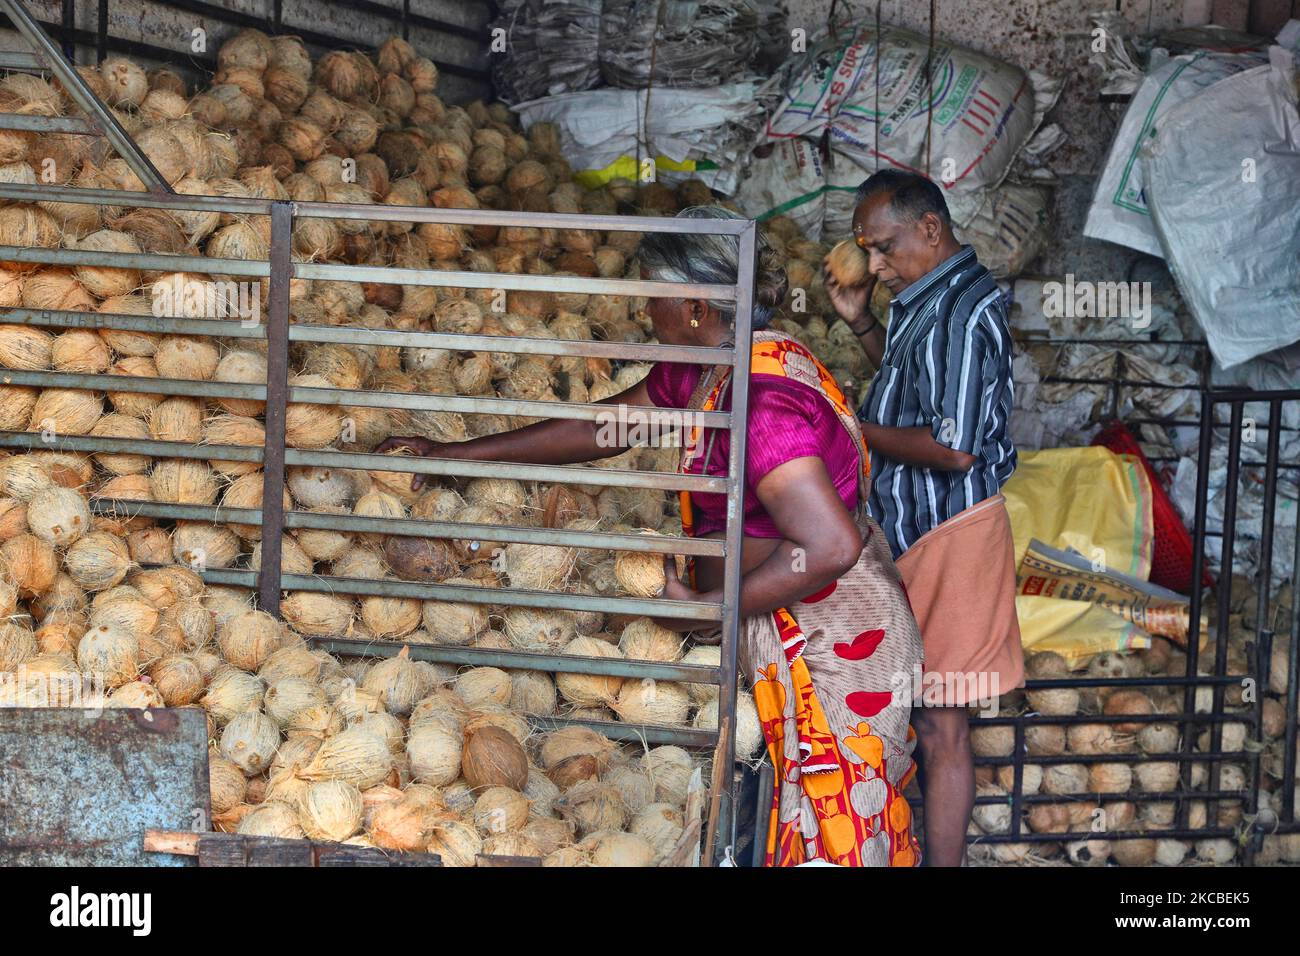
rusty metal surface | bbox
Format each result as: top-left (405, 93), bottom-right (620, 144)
top-left (0, 708), bottom-right (209, 866)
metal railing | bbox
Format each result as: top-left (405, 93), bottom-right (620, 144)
top-left (0, 177), bottom-right (757, 864)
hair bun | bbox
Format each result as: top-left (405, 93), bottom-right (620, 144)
top-left (755, 243), bottom-right (788, 310)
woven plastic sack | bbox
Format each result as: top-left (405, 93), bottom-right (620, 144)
top-left (1001, 446), bottom-right (1155, 582)
top-left (760, 25), bottom-right (1059, 227)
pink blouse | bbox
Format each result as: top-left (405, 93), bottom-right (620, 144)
top-left (645, 362), bottom-right (861, 538)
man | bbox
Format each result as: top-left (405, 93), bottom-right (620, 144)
top-left (824, 169), bottom-right (1024, 866)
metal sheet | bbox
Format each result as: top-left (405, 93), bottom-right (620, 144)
top-left (0, 708), bottom-right (208, 866)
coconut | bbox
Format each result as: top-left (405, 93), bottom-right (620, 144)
top-left (359, 649), bottom-right (429, 716)
top-left (148, 397), bottom-right (204, 445)
top-left (201, 666), bottom-right (265, 726)
top-left (425, 819), bottom-right (480, 867)
top-left (155, 335), bottom-right (219, 381)
top-left (1087, 762), bottom-right (1133, 794)
top-left (402, 723), bottom-right (461, 787)
top-left (171, 521), bottom-right (240, 570)
top-left (502, 541), bottom-right (576, 591)
top-left (219, 710), bottom-right (280, 776)
top-left (280, 592), bottom-right (354, 637)
top-left (613, 678), bottom-right (692, 727)
top-left (213, 351), bottom-right (267, 417)
top-left (421, 593), bottom-right (489, 646)
top-left (285, 374), bottom-right (342, 448)
top-left (472, 786), bottom-right (530, 835)
top-left (618, 618), bottom-right (682, 663)
top-left (105, 680), bottom-right (166, 710)
top-left (462, 724), bottom-right (529, 790)
top-left (295, 780), bottom-right (363, 843)
top-left (29, 387), bottom-right (102, 435)
top-left (0, 621), bottom-right (36, 671)
top-left (557, 780), bottom-right (627, 838)
top-left (99, 56), bottom-right (148, 107)
top-left (453, 667), bottom-right (511, 709)
top-left (144, 654), bottom-right (202, 707)
top-left (510, 670), bottom-right (557, 716)
top-left (149, 459), bottom-right (217, 506)
top-left (300, 727), bottom-right (392, 789)
top-left (217, 610), bottom-right (283, 672)
top-left (1103, 690), bottom-right (1154, 734)
top-left (641, 746), bottom-right (696, 807)
top-left (25, 486), bottom-right (89, 549)
top-left (969, 723), bottom-right (1015, 758)
top-left (62, 531), bottom-right (130, 592)
top-left (232, 801), bottom-right (303, 839)
top-left (555, 637), bottom-right (624, 706)
top-left (0, 325), bottom-right (52, 370)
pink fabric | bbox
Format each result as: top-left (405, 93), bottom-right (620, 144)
top-left (645, 362), bottom-right (860, 538)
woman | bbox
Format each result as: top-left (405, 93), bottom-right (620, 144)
top-left (378, 206), bottom-right (923, 867)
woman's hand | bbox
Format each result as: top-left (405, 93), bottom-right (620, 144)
top-left (374, 435), bottom-right (455, 492)
top-left (822, 263), bottom-right (877, 328)
top-left (655, 555), bottom-right (716, 633)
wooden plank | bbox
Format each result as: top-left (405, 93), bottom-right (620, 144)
top-left (143, 829), bottom-right (199, 856)
top-left (197, 832), bottom-right (250, 867)
top-left (247, 838), bottom-right (315, 867)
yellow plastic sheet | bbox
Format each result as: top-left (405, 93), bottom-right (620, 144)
top-left (1002, 446), bottom-right (1155, 581)
top-left (1003, 447), bottom-right (1156, 663)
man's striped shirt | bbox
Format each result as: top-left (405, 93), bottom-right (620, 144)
top-left (857, 245), bottom-right (1016, 559)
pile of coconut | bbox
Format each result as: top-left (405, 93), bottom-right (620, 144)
top-left (964, 617), bottom-right (1300, 867)
top-left (0, 462), bottom-right (747, 865)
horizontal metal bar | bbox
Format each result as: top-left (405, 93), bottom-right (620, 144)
top-left (973, 789), bottom-right (1251, 806)
top-left (296, 261), bottom-right (735, 300)
top-left (0, 306), bottom-right (267, 340)
top-left (1023, 675), bottom-right (1246, 689)
top-left (973, 750), bottom-right (1254, 764)
top-left (970, 826), bottom-right (1242, 845)
top-left (0, 51), bottom-right (46, 70)
top-left (0, 368), bottom-right (266, 401)
top-left (284, 509), bottom-right (725, 557)
top-left (280, 572), bottom-right (723, 621)
top-left (0, 431), bottom-right (263, 463)
top-left (0, 182), bottom-right (272, 216)
top-left (312, 637), bottom-right (721, 683)
top-left (528, 716), bottom-right (717, 748)
top-left (0, 113), bottom-right (93, 133)
top-left (1040, 375), bottom-right (1201, 391)
top-left (288, 381), bottom-right (732, 428)
top-left (0, 245), bottom-right (269, 278)
top-left (1206, 387), bottom-right (1300, 403)
top-left (973, 712), bottom-right (1252, 727)
top-left (289, 323), bottom-right (734, 366)
top-left (295, 200), bottom-right (749, 235)
top-left (89, 500), bottom-right (261, 524)
top-left (284, 448), bottom-right (730, 495)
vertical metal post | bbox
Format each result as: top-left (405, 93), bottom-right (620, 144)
top-left (702, 220), bottom-right (754, 864)
top-left (1206, 401), bottom-right (1244, 826)
top-left (402, 0), bottom-right (411, 41)
top-left (60, 0), bottom-right (74, 62)
top-left (1179, 389), bottom-right (1214, 829)
top-left (96, 0), bottom-right (107, 64)
top-left (258, 201), bottom-right (293, 617)
top-left (1248, 401), bottom-right (1282, 849)
top-left (273, 0), bottom-right (283, 34)
top-left (1284, 503), bottom-right (1300, 823)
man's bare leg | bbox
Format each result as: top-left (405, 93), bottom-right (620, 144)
top-left (912, 706), bottom-right (974, 866)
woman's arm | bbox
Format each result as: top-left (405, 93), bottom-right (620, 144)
top-left (658, 455), bottom-right (862, 630)
top-left (376, 378), bottom-right (654, 490)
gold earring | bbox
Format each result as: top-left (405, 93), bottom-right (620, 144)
top-left (689, 317), bottom-right (700, 327)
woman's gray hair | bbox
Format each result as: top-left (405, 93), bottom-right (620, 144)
top-left (637, 205), bottom-right (787, 331)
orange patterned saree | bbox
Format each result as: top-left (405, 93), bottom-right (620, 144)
top-left (679, 332), bottom-right (924, 867)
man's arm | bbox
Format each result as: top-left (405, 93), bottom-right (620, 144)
top-left (860, 423), bottom-right (977, 472)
